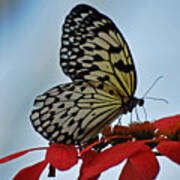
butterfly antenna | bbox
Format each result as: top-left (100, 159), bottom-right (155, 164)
top-left (145, 96), bottom-right (168, 104)
top-left (143, 76), bottom-right (163, 98)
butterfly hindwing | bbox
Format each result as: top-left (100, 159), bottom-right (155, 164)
top-left (60, 4), bottom-right (137, 97)
top-left (30, 81), bottom-right (125, 144)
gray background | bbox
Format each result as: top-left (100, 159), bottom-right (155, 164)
top-left (0, 0), bottom-right (180, 179)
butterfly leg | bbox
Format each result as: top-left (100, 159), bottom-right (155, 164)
top-left (143, 106), bottom-right (148, 121)
top-left (130, 111), bottom-right (133, 124)
top-left (118, 115), bottom-right (122, 125)
top-left (135, 107), bottom-right (141, 122)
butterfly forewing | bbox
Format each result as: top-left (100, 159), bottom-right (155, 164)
top-left (60, 4), bottom-right (137, 97)
top-left (30, 81), bottom-right (124, 144)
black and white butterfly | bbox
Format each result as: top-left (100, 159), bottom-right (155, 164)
top-left (30, 4), bottom-right (143, 145)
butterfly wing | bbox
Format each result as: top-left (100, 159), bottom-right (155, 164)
top-left (60, 4), bottom-right (137, 97)
top-left (30, 81), bottom-right (125, 144)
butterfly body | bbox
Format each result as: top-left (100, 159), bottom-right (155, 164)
top-left (30, 4), bottom-right (143, 144)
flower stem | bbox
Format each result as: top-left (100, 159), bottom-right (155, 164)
top-left (48, 164), bottom-right (56, 177)
top-left (154, 152), bottom-right (162, 156)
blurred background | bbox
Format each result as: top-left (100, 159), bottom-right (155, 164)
top-left (0, 0), bottom-right (180, 179)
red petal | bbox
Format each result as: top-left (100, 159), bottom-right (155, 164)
top-left (79, 141), bottom-right (145, 179)
top-left (13, 160), bottom-right (48, 180)
top-left (120, 145), bottom-right (159, 180)
top-left (0, 147), bottom-right (47, 164)
top-left (154, 114), bottom-right (180, 130)
top-left (79, 150), bottom-right (100, 180)
top-left (81, 150), bottom-right (98, 166)
top-left (45, 143), bottom-right (78, 171)
top-left (157, 140), bottom-right (180, 164)
top-left (119, 159), bottom-right (143, 180)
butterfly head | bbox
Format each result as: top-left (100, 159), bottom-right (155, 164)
top-left (126, 97), bottom-right (144, 113)
top-left (122, 97), bottom-right (144, 114)
top-left (136, 98), bottom-right (144, 107)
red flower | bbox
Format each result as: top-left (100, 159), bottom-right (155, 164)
top-left (79, 150), bottom-right (100, 180)
top-left (0, 144), bottom-right (78, 179)
top-left (157, 140), bottom-right (180, 165)
top-left (0, 114), bottom-right (179, 180)
top-left (154, 114), bottom-right (180, 130)
top-left (79, 141), bottom-right (159, 180)
top-left (154, 114), bottom-right (180, 165)
top-left (78, 114), bottom-right (180, 180)
top-left (120, 144), bottom-right (159, 180)
top-left (45, 144), bottom-right (78, 171)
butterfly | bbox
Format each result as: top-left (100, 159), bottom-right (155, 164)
top-left (30, 4), bottom-right (144, 145)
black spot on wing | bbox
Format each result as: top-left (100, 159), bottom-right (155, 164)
top-left (68, 119), bottom-right (75, 126)
top-left (109, 90), bottom-right (114, 95)
top-left (114, 60), bottom-right (134, 72)
top-left (109, 46), bottom-right (122, 53)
